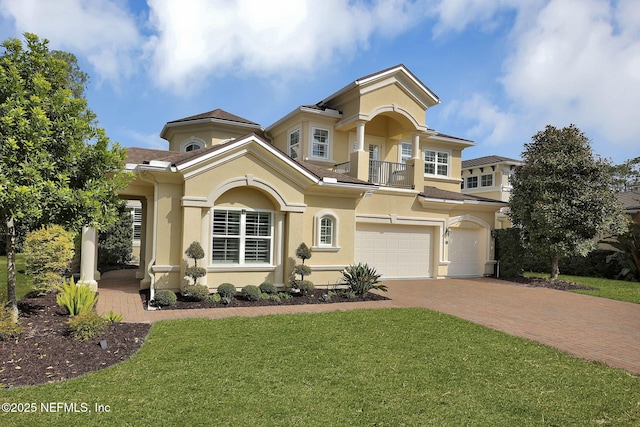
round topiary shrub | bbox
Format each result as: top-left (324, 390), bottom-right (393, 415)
top-left (153, 289), bottom-right (177, 307)
top-left (296, 280), bottom-right (314, 295)
top-left (259, 281), bottom-right (277, 294)
top-left (242, 285), bottom-right (262, 301)
top-left (217, 283), bottom-right (237, 299)
top-left (182, 284), bottom-right (209, 301)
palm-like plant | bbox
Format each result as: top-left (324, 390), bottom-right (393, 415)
top-left (341, 263), bottom-right (386, 295)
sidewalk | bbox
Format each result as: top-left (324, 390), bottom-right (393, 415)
top-left (96, 269), bottom-right (640, 375)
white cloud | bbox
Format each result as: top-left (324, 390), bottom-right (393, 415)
top-left (145, 0), bottom-right (426, 93)
top-left (0, 0), bottom-right (142, 82)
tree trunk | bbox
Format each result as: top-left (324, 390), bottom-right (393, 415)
top-left (5, 217), bottom-right (18, 323)
top-left (550, 254), bottom-right (560, 280)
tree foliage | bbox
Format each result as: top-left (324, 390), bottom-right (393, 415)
top-left (508, 124), bottom-right (627, 278)
top-left (610, 156), bottom-right (640, 191)
top-left (1, 34), bottom-right (131, 320)
top-left (24, 224), bottom-right (75, 294)
top-left (98, 202), bottom-right (133, 268)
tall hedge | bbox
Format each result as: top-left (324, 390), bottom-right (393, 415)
top-left (24, 225), bottom-right (75, 293)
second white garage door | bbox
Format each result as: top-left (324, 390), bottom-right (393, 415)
top-left (355, 223), bottom-right (432, 279)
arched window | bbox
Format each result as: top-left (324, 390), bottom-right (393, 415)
top-left (313, 210), bottom-right (339, 251)
top-left (180, 136), bottom-right (205, 152)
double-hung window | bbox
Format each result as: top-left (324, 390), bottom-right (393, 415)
top-left (466, 176), bottom-right (479, 188)
top-left (288, 129), bottom-right (300, 159)
top-left (212, 209), bottom-right (272, 264)
top-left (400, 142), bottom-right (412, 164)
top-left (311, 128), bottom-right (329, 159)
top-left (481, 173), bottom-right (493, 187)
top-left (319, 216), bottom-right (334, 246)
top-left (424, 150), bottom-right (449, 176)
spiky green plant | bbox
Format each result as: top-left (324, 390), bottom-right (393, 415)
top-left (341, 263), bottom-right (386, 295)
top-left (55, 277), bottom-right (98, 316)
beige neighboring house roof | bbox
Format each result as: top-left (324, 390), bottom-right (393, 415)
top-left (462, 155), bottom-right (522, 169)
top-left (125, 134), bottom-right (375, 188)
top-left (420, 186), bottom-right (507, 205)
top-left (617, 190), bottom-right (640, 214)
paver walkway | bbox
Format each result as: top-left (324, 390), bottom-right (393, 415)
top-left (96, 269), bottom-right (640, 375)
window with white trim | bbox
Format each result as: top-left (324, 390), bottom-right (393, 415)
top-left (466, 176), bottom-right (478, 188)
top-left (481, 173), bottom-right (493, 187)
top-left (311, 127), bottom-right (330, 159)
top-left (185, 143), bottom-right (202, 152)
top-left (131, 207), bottom-right (142, 242)
top-left (400, 142), bottom-right (412, 164)
top-left (319, 216), bottom-right (334, 246)
top-left (288, 128), bottom-right (300, 159)
top-left (212, 209), bottom-right (272, 264)
top-left (181, 136), bottom-right (205, 152)
top-left (424, 150), bottom-right (449, 176)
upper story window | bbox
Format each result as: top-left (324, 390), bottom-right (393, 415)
top-left (424, 150), bottom-right (449, 176)
top-left (467, 176), bottom-right (478, 188)
top-left (481, 173), bottom-right (493, 187)
top-left (180, 136), bottom-right (205, 152)
top-left (311, 127), bottom-right (330, 159)
top-left (288, 129), bottom-right (300, 159)
top-left (212, 209), bottom-right (272, 264)
top-left (400, 142), bottom-right (412, 164)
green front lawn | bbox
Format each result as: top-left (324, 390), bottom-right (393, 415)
top-left (2, 309), bottom-right (638, 426)
top-left (0, 254), bottom-right (33, 303)
top-left (524, 272), bottom-right (640, 304)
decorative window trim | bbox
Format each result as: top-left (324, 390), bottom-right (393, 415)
top-left (180, 136), bottom-right (205, 152)
top-left (288, 128), bottom-right (300, 160)
top-left (312, 210), bottom-right (340, 252)
top-left (423, 149), bottom-right (450, 177)
top-left (309, 126), bottom-right (331, 160)
top-left (211, 208), bottom-right (274, 266)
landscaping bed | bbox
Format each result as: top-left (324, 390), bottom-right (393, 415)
top-left (0, 292), bottom-right (150, 388)
top-left (139, 288), bottom-right (390, 310)
top-left (501, 276), bottom-right (598, 291)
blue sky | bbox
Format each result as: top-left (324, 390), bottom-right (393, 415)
top-left (1, 0), bottom-right (639, 163)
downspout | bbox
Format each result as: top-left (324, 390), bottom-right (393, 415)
top-left (138, 169), bottom-right (159, 309)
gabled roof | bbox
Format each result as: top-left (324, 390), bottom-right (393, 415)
top-left (318, 64), bottom-right (440, 109)
top-left (462, 155), bottom-right (522, 169)
top-left (420, 186), bottom-right (507, 205)
top-left (125, 134), bottom-right (375, 188)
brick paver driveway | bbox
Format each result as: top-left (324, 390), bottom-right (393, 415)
top-left (97, 270), bottom-right (640, 374)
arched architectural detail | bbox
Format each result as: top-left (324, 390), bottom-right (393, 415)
top-left (180, 136), bottom-right (206, 152)
top-left (312, 209), bottom-right (340, 251)
top-left (206, 175), bottom-right (306, 212)
top-left (448, 215), bottom-right (491, 230)
top-left (366, 105), bottom-right (426, 131)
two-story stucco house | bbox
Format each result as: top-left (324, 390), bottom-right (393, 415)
top-left (460, 155), bottom-right (523, 229)
top-left (79, 65), bottom-right (507, 295)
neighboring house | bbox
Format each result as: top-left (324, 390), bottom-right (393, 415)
top-left (78, 65), bottom-right (507, 293)
top-left (617, 189), bottom-right (640, 222)
top-left (461, 155), bottom-right (523, 229)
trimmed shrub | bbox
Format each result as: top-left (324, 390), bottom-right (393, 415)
top-left (24, 225), bottom-right (75, 294)
top-left (153, 290), bottom-right (177, 307)
top-left (341, 263), bottom-right (386, 295)
top-left (182, 284), bottom-right (209, 301)
top-left (296, 280), bottom-right (315, 295)
top-left (67, 310), bottom-right (109, 341)
top-left (56, 277), bottom-right (98, 316)
top-left (184, 241), bottom-right (206, 285)
top-left (217, 283), bottom-right (237, 299)
top-left (207, 293), bottom-right (222, 303)
top-left (259, 281), bottom-right (277, 294)
top-left (494, 228), bottom-right (527, 277)
top-left (242, 285), bottom-right (262, 301)
top-left (0, 307), bottom-right (23, 340)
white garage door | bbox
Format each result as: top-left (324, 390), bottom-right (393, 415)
top-left (355, 224), bottom-right (432, 279)
top-left (448, 228), bottom-right (484, 277)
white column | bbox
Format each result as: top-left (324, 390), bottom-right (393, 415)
top-left (356, 121), bottom-right (366, 152)
top-left (412, 133), bottom-right (420, 159)
top-left (79, 226), bottom-right (98, 291)
top-left (274, 212), bottom-right (285, 285)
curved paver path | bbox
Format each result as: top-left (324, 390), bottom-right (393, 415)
top-left (96, 269), bottom-right (640, 375)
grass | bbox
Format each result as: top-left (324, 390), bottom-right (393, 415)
top-left (1, 309), bottom-right (639, 426)
top-left (524, 272), bottom-right (640, 304)
top-left (0, 254), bottom-right (33, 303)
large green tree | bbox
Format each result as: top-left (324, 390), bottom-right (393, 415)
top-left (1, 34), bottom-right (131, 320)
top-left (509, 124), bottom-right (627, 279)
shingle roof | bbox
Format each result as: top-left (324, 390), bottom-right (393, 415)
top-left (462, 155), bottom-right (522, 169)
top-left (296, 161), bottom-right (374, 186)
top-left (167, 108), bottom-right (261, 127)
top-left (617, 190), bottom-right (640, 212)
top-left (420, 186), bottom-right (507, 204)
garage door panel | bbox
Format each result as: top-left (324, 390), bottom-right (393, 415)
top-left (355, 224), bottom-right (432, 279)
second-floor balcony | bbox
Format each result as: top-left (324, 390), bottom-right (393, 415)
top-left (333, 160), bottom-right (414, 189)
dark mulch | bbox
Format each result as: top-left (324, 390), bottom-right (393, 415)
top-left (501, 276), bottom-right (599, 291)
top-left (140, 288), bottom-right (390, 310)
top-left (0, 292), bottom-right (151, 389)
